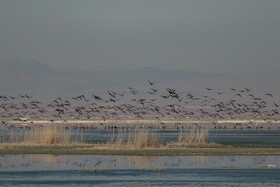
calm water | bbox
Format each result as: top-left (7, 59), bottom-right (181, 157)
top-left (1, 154), bottom-right (280, 186)
top-left (1, 129), bottom-right (280, 186)
top-left (2, 128), bottom-right (280, 147)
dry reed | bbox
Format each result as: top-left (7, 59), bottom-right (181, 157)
top-left (25, 126), bottom-right (71, 144)
top-left (107, 129), bottom-right (160, 149)
top-left (177, 128), bottom-right (210, 146)
top-left (1, 126), bottom-right (216, 148)
top-left (2, 126), bottom-right (73, 145)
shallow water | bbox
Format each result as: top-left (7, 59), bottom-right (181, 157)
top-left (1, 154), bottom-right (280, 186)
top-left (1, 128), bottom-right (280, 185)
top-left (2, 169), bottom-right (280, 186)
top-left (2, 128), bottom-right (280, 147)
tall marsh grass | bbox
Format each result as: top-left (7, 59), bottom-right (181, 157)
top-left (1, 126), bottom-right (215, 148)
top-left (27, 126), bottom-right (71, 144)
top-left (1, 126), bottom-right (73, 145)
top-left (176, 128), bottom-right (215, 147)
top-left (107, 129), bottom-right (160, 149)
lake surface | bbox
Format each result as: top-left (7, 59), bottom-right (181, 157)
top-left (2, 128), bottom-right (280, 147)
top-left (1, 154), bottom-right (280, 186)
top-left (1, 128), bottom-right (280, 186)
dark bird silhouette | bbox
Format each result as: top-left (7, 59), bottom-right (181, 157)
top-left (127, 87), bottom-right (137, 95)
top-left (148, 80), bottom-right (155, 85)
top-left (205, 87), bottom-right (214, 91)
top-left (245, 88), bottom-right (251, 92)
top-left (107, 91), bottom-right (116, 98)
top-left (92, 95), bottom-right (103, 101)
top-left (151, 88), bottom-right (158, 93)
top-left (234, 94), bottom-right (242, 98)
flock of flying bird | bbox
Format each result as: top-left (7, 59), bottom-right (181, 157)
top-left (0, 80), bottom-right (279, 127)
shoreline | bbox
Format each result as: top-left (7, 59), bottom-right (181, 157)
top-left (1, 144), bottom-right (280, 155)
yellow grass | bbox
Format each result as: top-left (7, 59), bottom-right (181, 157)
top-left (176, 128), bottom-right (213, 147)
top-left (1, 126), bottom-right (214, 148)
top-left (107, 129), bottom-right (160, 149)
top-left (2, 126), bottom-right (73, 145)
top-left (26, 126), bottom-right (71, 144)
top-left (173, 129), bottom-right (219, 147)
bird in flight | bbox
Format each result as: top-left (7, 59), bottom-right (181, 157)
top-left (148, 80), bottom-right (155, 86)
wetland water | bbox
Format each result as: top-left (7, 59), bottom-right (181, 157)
top-left (1, 128), bottom-right (280, 186)
top-left (78, 128), bottom-right (280, 147)
top-left (3, 128), bottom-right (280, 147)
top-left (1, 154), bottom-right (280, 186)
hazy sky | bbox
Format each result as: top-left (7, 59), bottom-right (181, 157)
top-left (0, 0), bottom-right (279, 75)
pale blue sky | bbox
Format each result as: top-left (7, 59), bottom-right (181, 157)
top-left (0, 0), bottom-right (279, 74)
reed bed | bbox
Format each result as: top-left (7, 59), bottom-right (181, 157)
top-left (178, 129), bottom-right (208, 145)
top-left (1, 126), bottom-right (74, 145)
top-left (172, 128), bottom-right (217, 147)
top-left (1, 126), bottom-right (215, 148)
top-left (27, 126), bottom-right (71, 144)
top-left (106, 129), bottom-right (160, 149)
